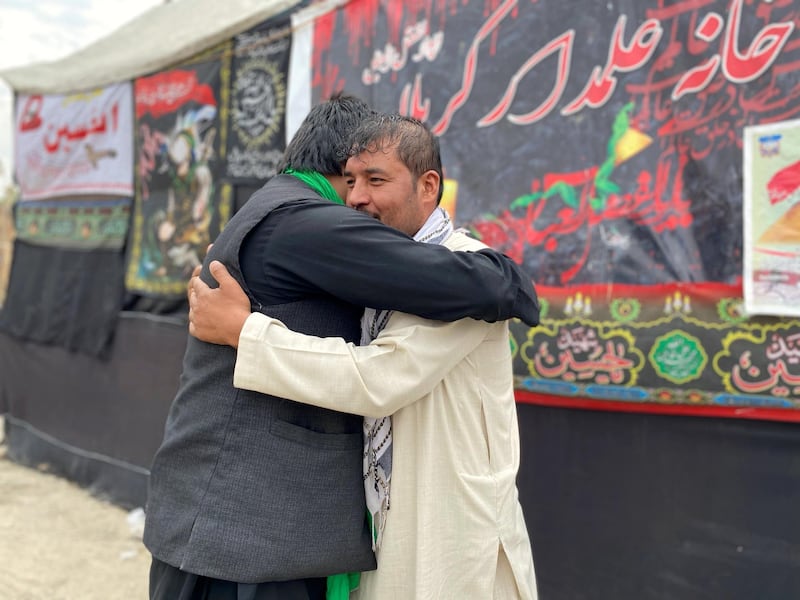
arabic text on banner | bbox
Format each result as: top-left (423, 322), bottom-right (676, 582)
top-left (14, 82), bottom-right (134, 200)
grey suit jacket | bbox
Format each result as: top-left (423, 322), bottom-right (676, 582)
top-left (143, 176), bottom-right (376, 582)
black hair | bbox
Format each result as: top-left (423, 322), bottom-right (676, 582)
top-left (347, 113), bottom-right (444, 204)
top-left (278, 92), bottom-right (375, 175)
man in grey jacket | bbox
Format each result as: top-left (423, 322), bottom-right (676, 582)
top-left (190, 114), bottom-right (541, 599)
top-left (144, 94), bottom-right (540, 600)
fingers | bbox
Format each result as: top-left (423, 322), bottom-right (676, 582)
top-left (187, 264), bottom-right (203, 302)
top-left (188, 288), bottom-right (197, 337)
top-left (209, 260), bottom-right (237, 287)
top-left (187, 284), bottom-right (197, 309)
top-left (209, 261), bottom-right (249, 308)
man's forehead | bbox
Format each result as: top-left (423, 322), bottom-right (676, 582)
top-left (349, 137), bottom-right (398, 158)
top-left (344, 148), bottom-right (401, 174)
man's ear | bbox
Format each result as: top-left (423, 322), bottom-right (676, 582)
top-left (420, 170), bottom-right (441, 205)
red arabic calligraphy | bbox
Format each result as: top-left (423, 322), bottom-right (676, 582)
top-left (732, 357), bottom-right (800, 394)
top-left (472, 153), bottom-right (691, 283)
top-left (42, 106), bottom-right (117, 154)
top-left (314, 0), bottom-right (796, 133)
top-left (532, 326), bottom-right (635, 385)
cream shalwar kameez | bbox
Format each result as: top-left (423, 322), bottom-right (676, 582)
top-left (234, 233), bottom-right (538, 600)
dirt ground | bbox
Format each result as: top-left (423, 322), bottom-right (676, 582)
top-left (0, 420), bottom-right (151, 599)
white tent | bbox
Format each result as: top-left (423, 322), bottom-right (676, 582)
top-left (0, 0), bottom-right (302, 94)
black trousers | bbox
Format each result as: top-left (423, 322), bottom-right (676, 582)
top-left (149, 557), bottom-right (327, 600)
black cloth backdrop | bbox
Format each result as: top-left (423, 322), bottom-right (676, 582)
top-left (0, 239), bottom-right (126, 358)
top-left (517, 405), bottom-right (800, 600)
top-left (0, 313), bottom-right (186, 507)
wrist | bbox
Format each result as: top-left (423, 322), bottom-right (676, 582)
top-left (229, 310), bottom-right (250, 348)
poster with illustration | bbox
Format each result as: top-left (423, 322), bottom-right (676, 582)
top-left (126, 61), bottom-right (232, 297)
top-left (743, 119), bottom-right (800, 317)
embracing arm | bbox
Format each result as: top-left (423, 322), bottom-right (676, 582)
top-left (233, 310), bottom-right (489, 417)
top-left (268, 205), bottom-right (540, 326)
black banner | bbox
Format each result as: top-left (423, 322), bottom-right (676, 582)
top-left (226, 18), bottom-right (292, 185)
top-left (307, 0), bottom-right (800, 414)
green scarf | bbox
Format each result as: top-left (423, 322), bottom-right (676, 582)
top-left (284, 168), bottom-right (344, 205)
top-left (283, 167), bottom-right (356, 599)
top-left (327, 572), bottom-right (361, 599)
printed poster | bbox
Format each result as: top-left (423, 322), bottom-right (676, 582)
top-left (126, 61), bottom-right (232, 297)
top-left (14, 83), bottom-right (134, 200)
top-left (744, 119), bottom-right (800, 317)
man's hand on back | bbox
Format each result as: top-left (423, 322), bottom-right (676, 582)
top-left (188, 261), bottom-right (251, 348)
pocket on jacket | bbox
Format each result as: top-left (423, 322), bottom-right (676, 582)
top-left (270, 419), bottom-right (363, 451)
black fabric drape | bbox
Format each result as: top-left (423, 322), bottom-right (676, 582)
top-left (0, 238), bottom-right (125, 358)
